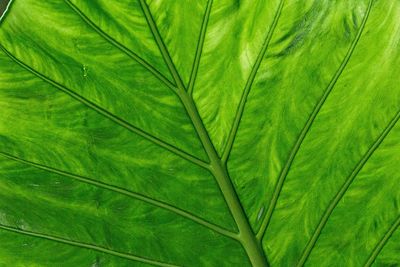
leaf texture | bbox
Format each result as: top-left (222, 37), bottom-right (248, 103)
top-left (0, 0), bottom-right (399, 266)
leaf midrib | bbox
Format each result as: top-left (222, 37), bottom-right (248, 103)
top-left (138, 0), bottom-right (269, 266)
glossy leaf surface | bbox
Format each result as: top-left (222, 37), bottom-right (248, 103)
top-left (0, 0), bottom-right (399, 266)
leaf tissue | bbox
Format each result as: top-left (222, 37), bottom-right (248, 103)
top-left (0, 0), bottom-right (399, 266)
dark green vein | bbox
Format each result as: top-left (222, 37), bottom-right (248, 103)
top-left (138, 1), bottom-right (269, 266)
top-left (0, 44), bottom-right (209, 170)
top-left (177, 92), bottom-right (269, 267)
top-left (187, 0), bottom-right (213, 96)
top-left (364, 215), bottom-right (400, 267)
top-left (0, 151), bottom-right (237, 240)
top-left (138, 0), bottom-right (186, 91)
top-left (64, 0), bottom-right (176, 92)
top-left (137, 0), bottom-right (211, 165)
top-left (296, 109), bottom-right (400, 267)
top-left (256, 0), bottom-right (374, 241)
top-left (221, 0), bottom-right (284, 164)
top-left (0, 224), bottom-right (179, 267)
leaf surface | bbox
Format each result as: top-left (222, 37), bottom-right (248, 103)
top-left (0, 0), bottom-right (399, 266)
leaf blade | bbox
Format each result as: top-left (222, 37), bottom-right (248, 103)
top-left (1, 0), bottom-right (400, 266)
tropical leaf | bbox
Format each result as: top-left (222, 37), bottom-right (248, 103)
top-left (0, 0), bottom-right (399, 266)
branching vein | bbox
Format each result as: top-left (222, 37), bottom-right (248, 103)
top-left (138, 1), bottom-right (269, 266)
top-left (256, 0), bottom-right (373, 241)
top-left (0, 223), bottom-right (179, 267)
top-left (296, 108), bottom-right (400, 266)
top-left (0, 151), bottom-right (237, 240)
top-left (187, 0), bottom-right (213, 96)
top-left (64, 0), bottom-right (176, 91)
top-left (0, 44), bottom-right (209, 170)
top-left (138, 0), bottom-right (185, 91)
top-left (222, 0), bottom-right (284, 164)
top-left (364, 215), bottom-right (400, 267)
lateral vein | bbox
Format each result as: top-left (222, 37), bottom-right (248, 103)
top-left (256, 0), bottom-right (374, 241)
top-left (136, 0), bottom-right (213, 165)
top-left (0, 151), bottom-right (237, 240)
top-left (0, 224), bottom-right (179, 267)
top-left (222, 0), bottom-right (284, 163)
top-left (296, 109), bottom-right (400, 266)
top-left (0, 44), bottom-right (209, 170)
top-left (364, 215), bottom-right (400, 267)
top-left (64, 0), bottom-right (176, 91)
top-left (187, 0), bottom-right (213, 96)
top-left (138, 0), bottom-right (186, 91)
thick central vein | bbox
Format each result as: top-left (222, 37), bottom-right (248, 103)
top-left (138, 1), bottom-right (268, 266)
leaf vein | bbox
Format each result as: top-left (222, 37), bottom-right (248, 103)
top-left (0, 223), bottom-right (179, 267)
top-left (256, 0), bottom-right (374, 241)
top-left (138, 0), bottom-right (186, 91)
top-left (0, 44), bottom-right (209, 170)
top-left (64, 0), bottom-right (176, 91)
top-left (0, 151), bottom-right (237, 240)
top-left (222, 0), bottom-right (284, 163)
top-left (364, 215), bottom-right (400, 267)
top-left (187, 0), bottom-right (213, 96)
top-left (137, 2), bottom-right (269, 265)
top-left (296, 109), bottom-right (400, 266)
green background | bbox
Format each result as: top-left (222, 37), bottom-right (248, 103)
top-left (0, 0), bottom-right (399, 266)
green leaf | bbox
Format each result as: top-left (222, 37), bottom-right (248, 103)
top-left (0, 0), bottom-right (399, 266)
